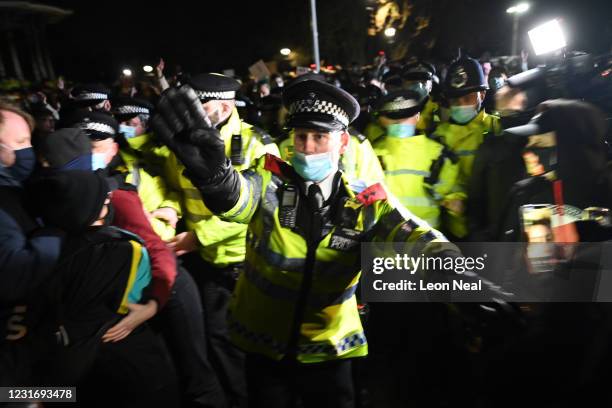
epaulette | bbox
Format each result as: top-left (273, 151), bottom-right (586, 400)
top-left (355, 183), bottom-right (387, 206)
top-left (352, 131), bottom-right (367, 143)
top-left (251, 125), bottom-right (274, 145)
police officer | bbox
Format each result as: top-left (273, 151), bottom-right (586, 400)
top-left (70, 83), bottom-right (112, 112)
top-left (373, 88), bottom-right (459, 230)
top-left (401, 61), bottom-right (441, 134)
top-left (111, 97), bottom-right (182, 241)
top-left (57, 83), bottom-right (113, 128)
top-left (161, 73), bottom-right (279, 407)
top-left (151, 80), bottom-right (481, 408)
top-left (433, 56), bottom-right (502, 239)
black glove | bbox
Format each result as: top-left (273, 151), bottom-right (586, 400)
top-left (151, 85), bottom-right (240, 213)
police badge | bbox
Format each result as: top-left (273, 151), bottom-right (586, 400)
top-left (450, 67), bottom-right (468, 89)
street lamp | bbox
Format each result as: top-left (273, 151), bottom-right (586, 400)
top-left (506, 2), bottom-right (529, 14)
top-left (383, 27), bottom-right (396, 38)
top-left (143, 65), bottom-right (153, 73)
top-left (280, 48), bottom-right (291, 56)
top-left (507, 2), bottom-right (530, 56)
top-left (122, 68), bottom-right (132, 77)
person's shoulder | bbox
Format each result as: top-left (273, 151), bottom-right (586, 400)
top-left (350, 130), bottom-right (368, 143)
top-left (481, 111), bottom-right (502, 134)
top-left (242, 122), bottom-right (275, 146)
top-left (64, 226), bottom-right (129, 252)
top-left (351, 182), bottom-right (388, 207)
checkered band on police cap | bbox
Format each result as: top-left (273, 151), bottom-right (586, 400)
top-left (116, 105), bottom-right (150, 115)
top-left (195, 90), bottom-right (236, 101)
top-left (75, 92), bottom-right (108, 101)
top-left (288, 96), bottom-right (350, 127)
top-left (80, 121), bottom-right (116, 136)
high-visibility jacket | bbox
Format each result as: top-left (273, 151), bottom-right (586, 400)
top-left (171, 108), bottom-right (279, 266)
top-left (416, 99), bottom-right (441, 134)
top-left (218, 154), bottom-right (448, 363)
top-left (363, 120), bottom-right (386, 145)
top-left (433, 110), bottom-right (501, 238)
top-left (117, 148), bottom-right (182, 241)
top-left (373, 134), bottom-right (459, 229)
top-left (278, 131), bottom-right (385, 188)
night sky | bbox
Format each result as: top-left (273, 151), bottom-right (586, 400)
top-left (40, 0), bottom-right (612, 81)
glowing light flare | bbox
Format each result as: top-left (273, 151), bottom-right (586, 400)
top-left (528, 19), bottom-right (567, 56)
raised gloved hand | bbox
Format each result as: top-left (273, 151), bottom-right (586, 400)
top-left (152, 86), bottom-right (226, 182)
top-left (151, 85), bottom-right (240, 212)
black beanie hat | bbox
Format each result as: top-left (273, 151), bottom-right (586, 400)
top-left (36, 128), bottom-right (91, 169)
top-left (30, 171), bottom-right (110, 232)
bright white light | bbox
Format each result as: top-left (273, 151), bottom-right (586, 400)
top-left (515, 3), bottom-right (530, 13)
top-left (280, 48), bottom-right (291, 56)
top-left (384, 27), bottom-right (396, 38)
top-left (507, 2), bottom-right (530, 14)
top-left (143, 65), bottom-right (153, 73)
top-left (528, 19), bottom-right (567, 55)
top-left (122, 68), bottom-right (132, 77)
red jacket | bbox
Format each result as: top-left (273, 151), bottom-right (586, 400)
top-left (111, 189), bottom-right (176, 308)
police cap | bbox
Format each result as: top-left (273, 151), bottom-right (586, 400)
top-left (444, 56), bottom-right (488, 98)
top-left (282, 79), bottom-right (359, 132)
top-left (71, 83), bottom-right (111, 107)
top-left (112, 97), bottom-right (154, 122)
top-left (69, 111), bottom-right (119, 141)
top-left (402, 61), bottom-right (436, 82)
top-left (376, 89), bottom-right (427, 119)
top-left (187, 73), bottom-right (241, 103)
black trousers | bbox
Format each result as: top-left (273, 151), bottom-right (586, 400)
top-left (245, 354), bottom-right (355, 408)
top-left (156, 266), bottom-right (227, 408)
top-left (182, 253), bottom-right (247, 408)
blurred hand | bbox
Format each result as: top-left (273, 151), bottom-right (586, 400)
top-left (102, 300), bottom-right (158, 343)
top-left (156, 58), bottom-right (165, 78)
top-left (166, 231), bottom-right (197, 256)
top-left (37, 92), bottom-right (47, 104)
top-left (521, 49), bottom-right (529, 62)
top-left (442, 198), bottom-right (465, 215)
top-left (151, 207), bottom-right (178, 229)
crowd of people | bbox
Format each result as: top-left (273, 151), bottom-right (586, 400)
top-left (1, 49), bottom-right (612, 408)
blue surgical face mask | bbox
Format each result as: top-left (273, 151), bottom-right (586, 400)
top-left (291, 151), bottom-right (335, 182)
top-left (387, 123), bottom-right (416, 138)
top-left (450, 95), bottom-right (481, 125)
top-left (92, 152), bottom-right (108, 170)
top-left (119, 124), bottom-right (137, 139)
top-left (9, 147), bottom-right (36, 182)
top-left (450, 105), bottom-right (479, 124)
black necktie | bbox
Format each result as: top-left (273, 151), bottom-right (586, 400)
top-left (308, 183), bottom-right (323, 210)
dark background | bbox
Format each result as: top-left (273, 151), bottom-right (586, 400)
top-left (41, 0), bottom-right (612, 81)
